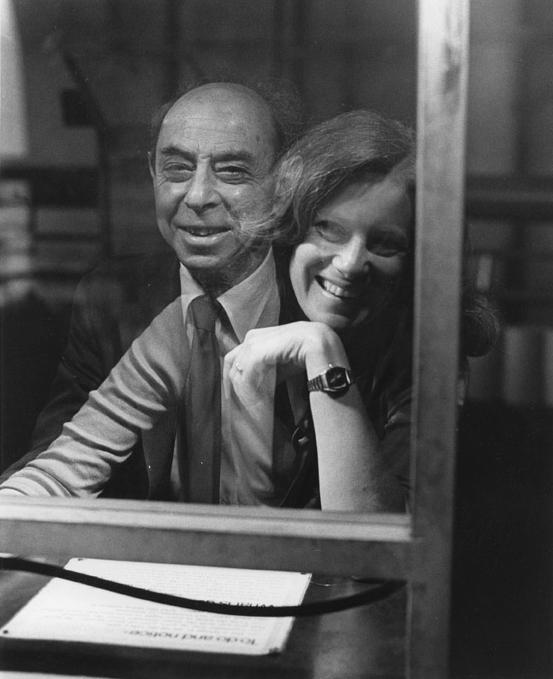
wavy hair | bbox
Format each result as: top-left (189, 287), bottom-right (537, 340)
top-left (250, 109), bottom-right (500, 361)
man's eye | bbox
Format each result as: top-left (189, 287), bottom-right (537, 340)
top-left (162, 164), bottom-right (194, 180)
top-left (217, 166), bottom-right (250, 182)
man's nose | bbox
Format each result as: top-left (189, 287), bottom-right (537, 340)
top-left (332, 240), bottom-right (371, 279)
top-left (183, 166), bottom-right (219, 211)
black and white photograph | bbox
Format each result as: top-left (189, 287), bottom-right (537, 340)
top-left (0, 2), bottom-right (551, 677)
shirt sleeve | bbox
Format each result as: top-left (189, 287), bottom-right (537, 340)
top-left (0, 300), bottom-right (189, 497)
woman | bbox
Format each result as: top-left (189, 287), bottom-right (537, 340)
top-left (224, 109), bottom-right (498, 512)
top-left (0, 110), bottom-right (499, 510)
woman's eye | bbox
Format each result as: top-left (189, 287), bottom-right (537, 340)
top-left (370, 238), bottom-right (408, 257)
top-left (312, 222), bottom-right (344, 243)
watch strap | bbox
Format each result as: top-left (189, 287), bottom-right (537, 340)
top-left (307, 372), bottom-right (327, 392)
top-left (307, 364), bottom-right (354, 397)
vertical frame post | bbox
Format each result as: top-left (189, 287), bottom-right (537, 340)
top-left (408, 0), bottom-right (470, 677)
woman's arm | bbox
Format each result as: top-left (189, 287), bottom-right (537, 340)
top-left (0, 301), bottom-right (187, 497)
top-left (303, 328), bottom-right (407, 512)
top-left (224, 322), bottom-right (407, 512)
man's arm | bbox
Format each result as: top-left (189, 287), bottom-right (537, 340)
top-left (0, 298), bottom-right (188, 496)
top-left (0, 252), bottom-right (180, 484)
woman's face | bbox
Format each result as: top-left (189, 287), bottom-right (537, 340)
top-left (289, 176), bottom-right (412, 330)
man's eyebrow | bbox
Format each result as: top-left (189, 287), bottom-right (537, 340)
top-left (212, 151), bottom-right (256, 165)
top-left (158, 145), bottom-right (193, 159)
top-left (158, 146), bottom-right (256, 165)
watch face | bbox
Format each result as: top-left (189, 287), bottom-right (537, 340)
top-left (327, 366), bottom-right (348, 390)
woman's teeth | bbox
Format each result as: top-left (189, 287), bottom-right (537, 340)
top-left (320, 278), bottom-right (360, 299)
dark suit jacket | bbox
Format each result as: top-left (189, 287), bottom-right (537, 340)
top-left (0, 250), bottom-right (319, 505)
top-left (0, 251), bottom-right (182, 498)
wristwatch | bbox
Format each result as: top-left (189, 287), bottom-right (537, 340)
top-left (306, 364), bottom-right (354, 398)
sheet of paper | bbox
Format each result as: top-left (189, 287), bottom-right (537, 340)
top-left (0, 558), bottom-right (311, 656)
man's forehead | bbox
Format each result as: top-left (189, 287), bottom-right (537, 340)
top-left (158, 141), bottom-right (258, 165)
top-left (160, 86), bottom-right (275, 144)
top-left (163, 113), bottom-right (257, 135)
top-left (157, 109), bottom-right (275, 166)
top-left (158, 118), bottom-right (268, 154)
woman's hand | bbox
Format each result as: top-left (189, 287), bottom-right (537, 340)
top-left (224, 320), bottom-right (406, 512)
top-left (223, 321), bottom-right (345, 405)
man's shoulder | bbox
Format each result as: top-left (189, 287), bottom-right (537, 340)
top-left (83, 250), bottom-right (179, 286)
top-left (74, 250), bottom-right (181, 316)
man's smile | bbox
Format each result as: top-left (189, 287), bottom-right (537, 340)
top-left (181, 226), bottom-right (231, 236)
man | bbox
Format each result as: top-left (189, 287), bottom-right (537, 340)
top-left (0, 79), bottom-right (303, 501)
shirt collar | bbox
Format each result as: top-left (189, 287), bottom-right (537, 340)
top-left (179, 264), bottom-right (204, 298)
top-left (179, 249), bottom-right (279, 342)
top-left (218, 248), bottom-right (279, 342)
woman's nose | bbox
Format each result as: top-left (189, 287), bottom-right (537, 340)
top-left (332, 241), bottom-right (371, 279)
top-left (184, 166), bottom-right (218, 211)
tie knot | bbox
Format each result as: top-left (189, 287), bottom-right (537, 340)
top-left (189, 295), bottom-right (219, 332)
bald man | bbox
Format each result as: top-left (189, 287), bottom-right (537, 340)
top-left (149, 82), bottom-right (280, 294)
top-left (1, 80), bottom-right (303, 501)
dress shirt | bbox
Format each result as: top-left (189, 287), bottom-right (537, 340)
top-left (173, 249), bottom-right (298, 505)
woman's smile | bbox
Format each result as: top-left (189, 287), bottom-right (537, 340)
top-left (316, 276), bottom-right (366, 300)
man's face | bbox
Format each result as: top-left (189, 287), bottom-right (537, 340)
top-left (150, 84), bottom-right (276, 289)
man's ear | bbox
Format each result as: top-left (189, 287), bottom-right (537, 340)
top-left (147, 151), bottom-right (155, 180)
top-left (272, 154), bottom-right (303, 219)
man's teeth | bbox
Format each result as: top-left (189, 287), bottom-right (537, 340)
top-left (185, 227), bottom-right (229, 236)
top-left (321, 279), bottom-right (359, 299)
